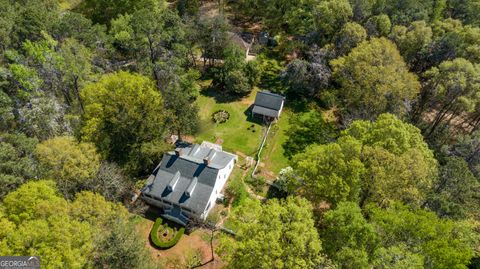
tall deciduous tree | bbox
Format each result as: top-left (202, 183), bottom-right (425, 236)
top-left (390, 21), bottom-right (433, 70)
top-left (417, 58), bottom-right (480, 138)
top-left (321, 202), bottom-right (378, 268)
top-left (79, 0), bottom-right (161, 25)
top-left (290, 136), bottom-right (365, 205)
top-left (0, 180), bottom-right (151, 269)
top-left (220, 197), bottom-right (330, 269)
top-left (35, 136), bottom-right (100, 198)
top-left (0, 133), bottom-right (38, 198)
top-left (289, 114), bottom-right (437, 208)
top-left (369, 204), bottom-right (477, 269)
top-left (426, 157), bottom-right (480, 219)
top-left (334, 22), bottom-right (367, 56)
top-left (283, 110), bottom-right (337, 159)
top-left (331, 38), bottom-right (420, 119)
top-left (81, 72), bottom-right (168, 175)
top-left (0, 180), bottom-right (93, 268)
top-left (314, 0), bottom-right (353, 41)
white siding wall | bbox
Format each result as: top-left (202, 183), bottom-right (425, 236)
top-left (201, 158), bottom-right (236, 219)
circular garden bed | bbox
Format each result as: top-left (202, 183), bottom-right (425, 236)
top-left (150, 218), bottom-right (185, 249)
top-left (212, 110), bottom-right (230, 124)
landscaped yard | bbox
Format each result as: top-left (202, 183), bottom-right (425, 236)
top-left (136, 217), bottom-right (223, 269)
top-left (196, 80), bottom-right (292, 178)
top-left (196, 84), bottom-right (264, 156)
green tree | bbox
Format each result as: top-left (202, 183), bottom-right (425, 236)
top-left (212, 44), bottom-right (253, 95)
top-left (426, 157), bottom-right (480, 219)
top-left (364, 14), bottom-right (392, 37)
top-left (0, 180), bottom-right (151, 268)
top-left (110, 6), bottom-right (187, 88)
top-left (373, 244), bottom-right (424, 269)
top-left (290, 136), bottom-right (365, 206)
top-left (220, 197), bottom-right (329, 269)
top-left (331, 38), bottom-right (420, 119)
top-left (0, 133), bottom-right (38, 198)
top-left (314, 0), bottom-right (353, 41)
top-left (239, 0), bottom-right (316, 35)
top-left (390, 21), bottom-right (433, 69)
top-left (58, 38), bottom-right (93, 112)
top-left (334, 22), bottom-right (367, 56)
top-left (0, 91), bottom-right (14, 131)
top-left (374, 0), bottom-right (445, 25)
top-left (283, 110), bottom-right (337, 158)
top-left (345, 113), bottom-right (438, 207)
top-left (53, 11), bottom-right (109, 50)
top-left (418, 58), bottom-right (480, 138)
top-left (176, 0), bottom-right (200, 17)
top-left (79, 0), bottom-right (161, 25)
top-left (321, 202), bottom-right (378, 268)
top-left (0, 180), bottom-right (93, 268)
top-left (290, 114), bottom-right (437, 208)
top-left (369, 204), bottom-right (477, 269)
top-left (349, 0), bottom-right (376, 21)
top-left (449, 130), bottom-right (480, 176)
top-left (81, 72), bottom-right (168, 174)
top-left (35, 136), bottom-right (100, 197)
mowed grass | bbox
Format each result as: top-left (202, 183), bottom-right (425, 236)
top-left (261, 110), bottom-right (291, 174)
top-left (196, 86), bottom-right (263, 156)
top-left (59, 0), bottom-right (83, 10)
top-left (196, 81), bottom-right (293, 176)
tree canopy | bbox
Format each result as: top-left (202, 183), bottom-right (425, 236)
top-left (289, 114), bottom-right (437, 207)
top-left (81, 71), bottom-right (168, 174)
top-left (220, 197), bottom-right (329, 269)
top-left (331, 38), bottom-right (420, 119)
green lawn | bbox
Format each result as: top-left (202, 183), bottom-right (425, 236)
top-left (195, 87), bottom-right (264, 156)
top-left (59, 0), bottom-right (83, 10)
top-left (195, 82), bottom-right (292, 177)
top-left (261, 110), bottom-right (291, 174)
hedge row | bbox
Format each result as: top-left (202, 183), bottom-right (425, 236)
top-left (150, 218), bottom-right (185, 249)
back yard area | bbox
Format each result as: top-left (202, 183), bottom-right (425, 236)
top-left (195, 80), bottom-right (291, 179)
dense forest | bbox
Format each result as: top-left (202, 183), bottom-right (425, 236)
top-left (0, 0), bottom-right (479, 268)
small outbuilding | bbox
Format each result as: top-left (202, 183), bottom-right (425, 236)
top-left (252, 91), bottom-right (285, 121)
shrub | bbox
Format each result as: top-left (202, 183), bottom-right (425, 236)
top-left (150, 218), bottom-right (185, 249)
top-left (212, 110), bottom-right (230, 123)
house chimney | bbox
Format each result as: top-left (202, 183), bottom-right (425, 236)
top-left (203, 157), bottom-right (210, 166)
top-left (175, 148), bottom-right (182, 156)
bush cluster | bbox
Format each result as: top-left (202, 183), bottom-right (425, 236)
top-left (150, 218), bottom-right (185, 249)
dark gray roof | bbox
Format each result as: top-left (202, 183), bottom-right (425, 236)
top-left (141, 144), bottom-right (237, 215)
top-left (253, 91), bottom-right (284, 111)
top-left (177, 144), bottom-right (237, 169)
top-left (252, 105), bottom-right (280, 118)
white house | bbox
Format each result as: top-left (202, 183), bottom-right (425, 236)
top-left (141, 142), bottom-right (237, 226)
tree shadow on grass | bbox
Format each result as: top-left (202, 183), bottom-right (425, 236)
top-left (265, 184), bottom-right (287, 200)
top-left (200, 87), bottom-right (249, 104)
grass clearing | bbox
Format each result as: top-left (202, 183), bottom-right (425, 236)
top-left (196, 80), bottom-right (293, 178)
top-left (196, 85), bottom-right (264, 156)
top-left (260, 110), bottom-right (291, 175)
